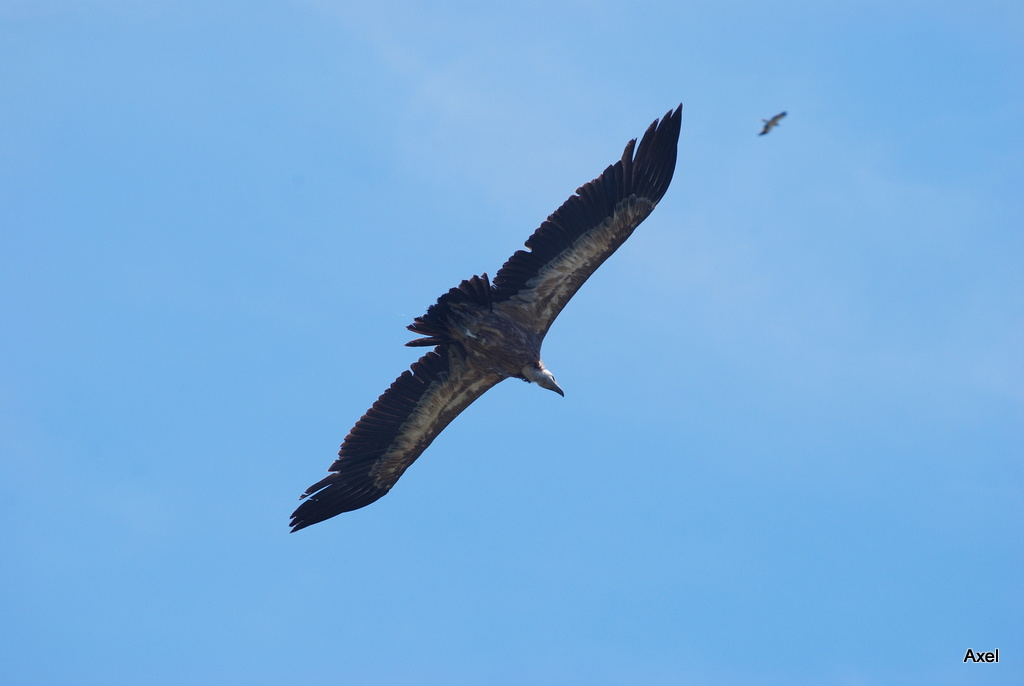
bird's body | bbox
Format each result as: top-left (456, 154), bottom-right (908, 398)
top-left (759, 111), bottom-right (787, 135)
top-left (290, 106), bottom-right (682, 531)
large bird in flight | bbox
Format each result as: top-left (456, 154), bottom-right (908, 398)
top-left (759, 111), bottom-right (787, 136)
top-left (290, 105), bottom-right (682, 531)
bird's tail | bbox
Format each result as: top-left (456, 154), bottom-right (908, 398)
top-left (405, 273), bottom-right (492, 347)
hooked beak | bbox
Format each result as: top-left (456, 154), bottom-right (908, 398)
top-left (525, 364), bottom-right (564, 396)
top-left (536, 368), bottom-right (564, 397)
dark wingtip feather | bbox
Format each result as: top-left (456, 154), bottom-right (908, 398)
top-left (290, 474), bottom-right (390, 532)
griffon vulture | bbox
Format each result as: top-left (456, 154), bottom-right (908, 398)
top-left (290, 105), bottom-right (682, 531)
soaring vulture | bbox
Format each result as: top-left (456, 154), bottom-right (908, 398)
top-left (290, 105), bottom-right (682, 531)
top-left (759, 111), bottom-right (787, 136)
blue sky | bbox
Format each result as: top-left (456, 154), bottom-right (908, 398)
top-left (2, 1), bottom-right (1021, 684)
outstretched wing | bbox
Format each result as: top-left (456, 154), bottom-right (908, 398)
top-left (290, 347), bottom-right (502, 531)
top-left (490, 105), bottom-right (681, 333)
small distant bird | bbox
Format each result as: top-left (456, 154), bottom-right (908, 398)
top-left (759, 111), bottom-right (787, 136)
top-left (289, 106), bottom-right (683, 531)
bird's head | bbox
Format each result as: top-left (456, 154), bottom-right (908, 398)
top-left (523, 363), bottom-right (564, 397)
